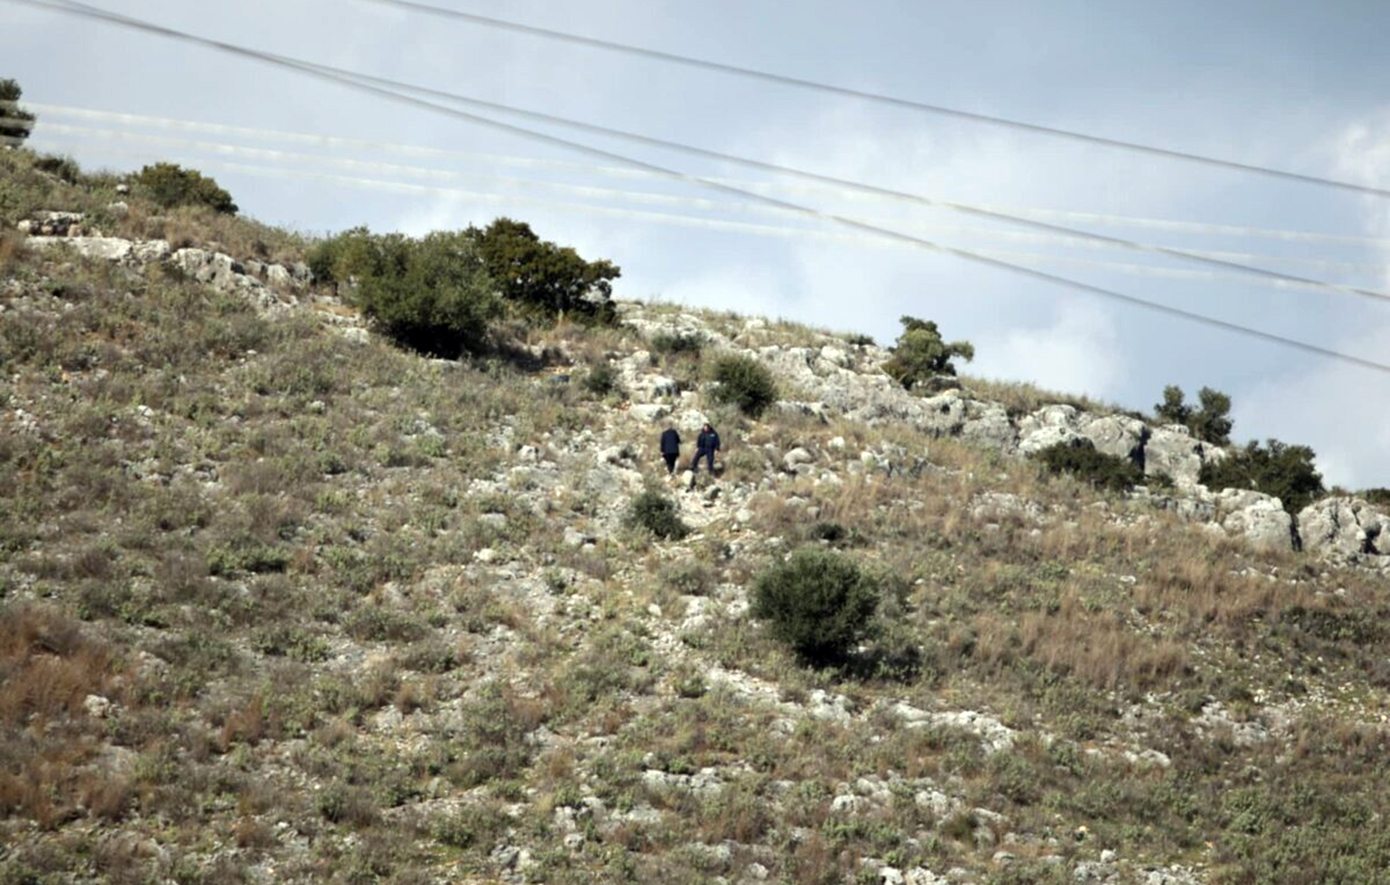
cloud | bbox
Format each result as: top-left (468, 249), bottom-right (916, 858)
top-left (1233, 113), bottom-right (1390, 490)
top-left (972, 302), bottom-right (1128, 399)
top-left (1236, 318), bottom-right (1390, 490)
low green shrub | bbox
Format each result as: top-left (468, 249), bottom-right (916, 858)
top-left (710, 354), bottom-right (777, 418)
top-left (582, 361), bottom-right (622, 397)
top-left (650, 330), bottom-right (704, 356)
top-left (310, 227), bottom-right (501, 357)
top-left (624, 489), bottom-right (689, 540)
top-left (135, 162), bottom-right (238, 214)
top-left (1362, 488), bottom-right (1390, 507)
top-left (1200, 438), bottom-right (1324, 513)
top-left (751, 547), bottom-right (880, 666)
top-left (1033, 440), bottom-right (1144, 493)
top-left (206, 537), bottom-right (289, 575)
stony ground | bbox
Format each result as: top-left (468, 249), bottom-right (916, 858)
top-left (6, 151), bottom-right (1390, 885)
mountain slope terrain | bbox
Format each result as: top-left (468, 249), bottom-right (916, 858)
top-left (5, 148), bottom-right (1390, 885)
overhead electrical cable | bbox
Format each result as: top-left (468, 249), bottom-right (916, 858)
top-left (31, 4), bottom-right (1365, 307)
top-left (66, 146), bottom-right (1378, 291)
top-left (7, 60), bottom-right (1387, 307)
top-left (15, 0), bottom-right (1390, 375)
top-left (19, 101), bottom-right (1390, 249)
top-left (35, 122), bottom-right (1385, 279)
top-left (358, 0), bottom-right (1390, 200)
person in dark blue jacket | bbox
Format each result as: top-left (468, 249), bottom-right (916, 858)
top-left (692, 423), bottom-right (720, 474)
top-left (659, 426), bottom-right (681, 474)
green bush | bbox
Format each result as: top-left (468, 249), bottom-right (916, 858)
top-left (1033, 440), bottom-right (1144, 493)
top-left (311, 227), bottom-right (501, 357)
top-left (882, 316), bottom-right (974, 389)
top-left (624, 489), bottom-right (689, 540)
top-left (582, 361), bottom-right (622, 397)
top-left (134, 162), bottom-right (238, 214)
top-left (1200, 438), bottom-right (1324, 513)
top-left (1362, 488), bottom-right (1390, 507)
top-left (1154, 384), bottom-right (1233, 445)
top-left (0, 78), bottom-right (35, 146)
top-left (469, 217), bottom-right (620, 321)
top-left (650, 330), bottom-right (704, 356)
top-left (751, 547), bottom-right (881, 666)
top-left (710, 354), bottom-right (778, 418)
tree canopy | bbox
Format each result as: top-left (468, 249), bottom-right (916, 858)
top-left (0, 78), bottom-right (36, 146)
top-left (882, 316), bottom-right (975, 389)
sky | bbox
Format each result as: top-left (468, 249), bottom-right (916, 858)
top-left (6, 0), bottom-right (1390, 488)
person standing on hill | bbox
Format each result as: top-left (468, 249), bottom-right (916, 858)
top-left (691, 423), bottom-right (720, 474)
top-left (659, 426), bottom-right (682, 475)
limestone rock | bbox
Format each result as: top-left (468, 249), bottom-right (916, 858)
top-left (1081, 414), bottom-right (1148, 463)
top-left (1144, 425), bottom-right (1208, 486)
top-left (1216, 489), bottom-right (1293, 552)
top-left (960, 402), bottom-right (1018, 452)
top-left (18, 210), bottom-right (84, 236)
top-left (27, 235), bottom-right (133, 262)
top-left (782, 447), bottom-right (815, 473)
top-left (1298, 497), bottom-right (1388, 559)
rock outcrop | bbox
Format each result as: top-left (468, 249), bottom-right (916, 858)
top-left (1298, 497), bottom-right (1388, 561)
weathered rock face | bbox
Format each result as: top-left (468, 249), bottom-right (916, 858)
top-left (19, 215), bottom-right (310, 311)
top-left (1298, 498), bottom-right (1389, 559)
top-left (1215, 489), bottom-right (1295, 552)
top-left (614, 304), bottom-right (1383, 559)
top-left (1144, 425), bottom-right (1215, 487)
top-left (17, 210), bottom-right (86, 237)
top-left (1081, 415), bottom-right (1149, 464)
top-left (25, 235), bottom-right (174, 264)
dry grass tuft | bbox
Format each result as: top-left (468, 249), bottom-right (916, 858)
top-left (0, 605), bottom-right (125, 727)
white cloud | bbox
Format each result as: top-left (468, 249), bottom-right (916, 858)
top-left (972, 303), bottom-right (1128, 399)
top-left (1236, 319), bottom-right (1390, 490)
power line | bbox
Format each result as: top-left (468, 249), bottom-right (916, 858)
top-left (358, 0), bottom-right (1390, 201)
top-left (22, 100), bottom-right (1390, 250)
top-left (10, 9), bottom-right (1386, 308)
top-left (36, 121), bottom-right (1386, 280)
top-left (63, 142), bottom-right (1378, 292)
top-left (16, 0), bottom-right (1390, 376)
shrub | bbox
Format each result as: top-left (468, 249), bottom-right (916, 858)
top-left (134, 162), bottom-right (238, 214)
top-left (0, 78), bottom-right (35, 146)
top-left (582, 361), bottom-right (622, 397)
top-left (312, 228), bottom-right (501, 357)
top-left (650, 330), bottom-right (704, 356)
top-left (624, 489), bottom-right (689, 540)
top-left (1200, 438), bottom-right (1324, 513)
top-left (710, 354), bottom-right (777, 418)
top-left (469, 217), bottom-right (620, 321)
top-left (33, 154), bottom-right (80, 184)
top-left (1154, 384), bottom-right (1233, 445)
top-left (1033, 440), bottom-right (1144, 493)
top-left (882, 316), bottom-right (974, 389)
top-left (1362, 488), bottom-right (1390, 507)
top-left (751, 548), bottom-right (880, 666)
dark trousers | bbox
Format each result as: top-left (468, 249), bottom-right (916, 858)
top-left (663, 453), bottom-right (678, 474)
top-left (691, 449), bottom-right (715, 472)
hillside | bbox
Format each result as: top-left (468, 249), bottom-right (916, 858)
top-left (5, 148), bottom-right (1390, 885)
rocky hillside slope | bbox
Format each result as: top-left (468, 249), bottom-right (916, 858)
top-left (5, 154), bottom-right (1390, 885)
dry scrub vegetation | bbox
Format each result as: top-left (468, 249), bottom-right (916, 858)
top-left (5, 148), bottom-right (1390, 884)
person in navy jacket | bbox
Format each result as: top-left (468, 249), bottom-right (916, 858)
top-left (659, 426), bottom-right (681, 474)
